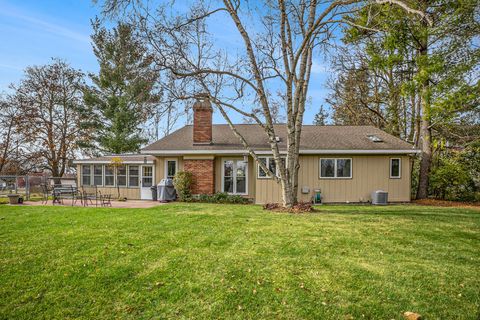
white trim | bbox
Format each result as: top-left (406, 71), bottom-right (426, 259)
top-left (221, 158), bottom-right (248, 195)
top-left (165, 158), bottom-right (178, 179)
top-left (140, 165), bottom-right (155, 200)
top-left (301, 149), bottom-right (419, 154)
top-left (319, 158), bottom-right (353, 179)
top-left (127, 165), bottom-right (140, 188)
top-left (141, 149), bottom-right (420, 155)
top-left (390, 158), bottom-right (402, 179)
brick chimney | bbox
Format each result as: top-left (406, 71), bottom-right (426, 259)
top-left (193, 94), bottom-right (213, 145)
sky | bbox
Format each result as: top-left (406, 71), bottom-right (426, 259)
top-left (0, 0), bottom-right (332, 127)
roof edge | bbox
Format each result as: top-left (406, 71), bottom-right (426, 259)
top-left (140, 149), bottom-right (420, 155)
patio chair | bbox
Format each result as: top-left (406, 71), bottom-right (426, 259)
top-left (98, 191), bottom-right (112, 207)
top-left (80, 186), bottom-right (98, 207)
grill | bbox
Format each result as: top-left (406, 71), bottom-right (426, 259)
top-left (157, 178), bottom-right (176, 202)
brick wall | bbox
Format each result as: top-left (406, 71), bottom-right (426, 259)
top-left (184, 159), bottom-right (215, 195)
top-left (193, 99), bottom-right (213, 144)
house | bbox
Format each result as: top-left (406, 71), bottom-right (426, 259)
top-left (73, 96), bottom-right (419, 204)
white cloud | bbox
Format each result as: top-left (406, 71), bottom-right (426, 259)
top-left (310, 59), bottom-right (331, 74)
top-left (0, 3), bottom-right (90, 44)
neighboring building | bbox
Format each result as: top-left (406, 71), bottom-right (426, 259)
top-left (73, 96), bottom-right (419, 204)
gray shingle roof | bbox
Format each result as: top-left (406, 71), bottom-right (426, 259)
top-left (141, 124), bottom-right (415, 153)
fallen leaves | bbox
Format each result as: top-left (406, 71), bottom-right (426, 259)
top-left (403, 311), bottom-right (422, 320)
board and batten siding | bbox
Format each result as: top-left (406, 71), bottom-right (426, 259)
top-left (255, 155), bottom-right (411, 204)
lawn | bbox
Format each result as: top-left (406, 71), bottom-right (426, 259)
top-left (0, 204), bottom-right (479, 319)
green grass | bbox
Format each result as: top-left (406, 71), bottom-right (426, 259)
top-left (0, 204), bottom-right (479, 319)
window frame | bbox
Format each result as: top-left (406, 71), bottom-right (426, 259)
top-left (93, 164), bottom-right (103, 186)
top-left (128, 165), bottom-right (140, 188)
top-left (81, 164), bottom-right (92, 186)
top-left (389, 158), bottom-right (401, 179)
top-left (116, 165), bottom-right (127, 187)
top-left (165, 159), bottom-right (178, 180)
top-left (257, 156), bottom-right (285, 179)
top-left (319, 158), bottom-right (352, 179)
top-left (104, 165), bottom-right (115, 186)
top-left (221, 158), bottom-right (248, 195)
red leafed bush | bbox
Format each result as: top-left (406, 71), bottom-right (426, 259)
top-left (263, 202), bottom-right (315, 213)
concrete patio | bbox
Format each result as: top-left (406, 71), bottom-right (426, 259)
top-left (21, 200), bottom-right (167, 209)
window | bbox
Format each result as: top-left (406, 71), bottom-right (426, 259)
top-left (142, 166), bottom-right (153, 187)
top-left (257, 157), bottom-right (284, 178)
top-left (82, 165), bottom-right (91, 186)
top-left (93, 165), bottom-right (103, 186)
top-left (166, 160), bottom-right (177, 179)
top-left (105, 166), bottom-right (115, 186)
top-left (320, 159), bottom-right (335, 178)
top-left (320, 158), bottom-right (352, 178)
top-left (129, 165), bottom-right (139, 187)
top-left (117, 165), bottom-right (127, 186)
top-left (223, 159), bottom-right (248, 195)
top-left (390, 158), bottom-right (401, 178)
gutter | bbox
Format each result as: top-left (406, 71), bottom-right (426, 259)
top-left (140, 149), bottom-right (421, 155)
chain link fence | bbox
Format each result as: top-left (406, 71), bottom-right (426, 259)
top-left (0, 176), bottom-right (76, 201)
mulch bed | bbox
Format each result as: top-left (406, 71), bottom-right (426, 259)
top-left (413, 199), bottom-right (480, 209)
top-left (263, 202), bottom-right (316, 213)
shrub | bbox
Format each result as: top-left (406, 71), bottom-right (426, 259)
top-left (173, 171), bottom-right (193, 201)
top-left (194, 192), bottom-right (250, 204)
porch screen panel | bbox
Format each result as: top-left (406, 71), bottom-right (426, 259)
top-left (105, 166), bottom-right (114, 186)
top-left (82, 165), bottom-right (91, 186)
top-left (129, 166), bottom-right (139, 187)
top-left (93, 165), bottom-right (103, 186)
top-left (117, 165), bottom-right (127, 186)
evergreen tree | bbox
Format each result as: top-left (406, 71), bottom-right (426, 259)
top-left (84, 19), bottom-right (160, 154)
top-left (331, 0), bottom-right (479, 199)
top-left (313, 106), bottom-right (329, 126)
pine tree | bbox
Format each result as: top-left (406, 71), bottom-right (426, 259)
top-left (313, 106), bottom-right (329, 126)
top-left (84, 19), bottom-right (160, 154)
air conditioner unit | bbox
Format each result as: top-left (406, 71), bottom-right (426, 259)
top-left (371, 190), bottom-right (388, 205)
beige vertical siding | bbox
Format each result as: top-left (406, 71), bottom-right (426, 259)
top-left (255, 155), bottom-right (411, 204)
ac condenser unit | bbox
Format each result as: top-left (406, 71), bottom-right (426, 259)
top-left (371, 190), bottom-right (388, 205)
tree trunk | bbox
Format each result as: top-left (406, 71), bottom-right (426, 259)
top-left (416, 111), bottom-right (432, 199)
top-left (415, 20), bottom-right (431, 200)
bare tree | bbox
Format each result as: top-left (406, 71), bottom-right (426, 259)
top-left (11, 59), bottom-right (93, 179)
top-left (0, 96), bottom-right (18, 174)
top-left (98, 0), bottom-right (431, 207)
